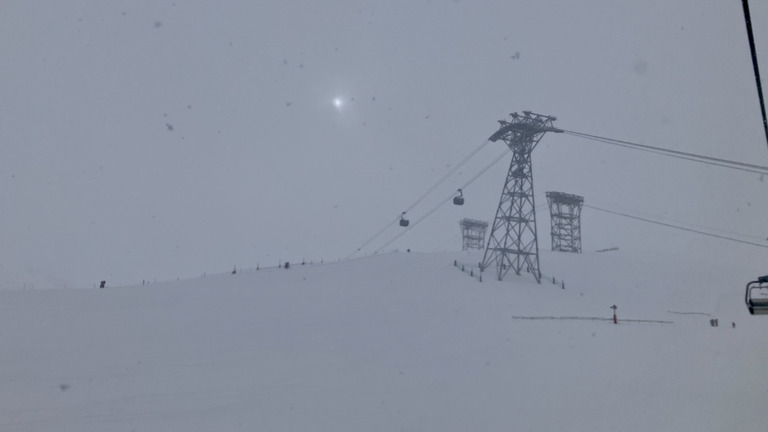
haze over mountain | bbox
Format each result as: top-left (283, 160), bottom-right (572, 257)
top-left (2, 1), bottom-right (768, 289)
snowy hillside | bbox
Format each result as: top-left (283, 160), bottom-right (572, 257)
top-left (1, 248), bottom-right (767, 431)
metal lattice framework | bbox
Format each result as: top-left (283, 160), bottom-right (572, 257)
top-left (459, 218), bottom-right (488, 250)
top-left (546, 191), bottom-right (584, 253)
top-left (480, 111), bottom-right (562, 282)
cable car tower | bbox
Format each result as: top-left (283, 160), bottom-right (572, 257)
top-left (546, 191), bottom-right (584, 253)
top-left (459, 218), bottom-right (488, 250)
top-left (480, 111), bottom-right (562, 282)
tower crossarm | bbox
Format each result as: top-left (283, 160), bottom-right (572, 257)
top-left (488, 111), bottom-right (563, 144)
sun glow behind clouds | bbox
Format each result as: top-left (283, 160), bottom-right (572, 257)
top-left (333, 97), bottom-right (343, 109)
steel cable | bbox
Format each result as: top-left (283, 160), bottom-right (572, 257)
top-left (563, 130), bottom-right (768, 175)
top-left (347, 138), bottom-right (491, 259)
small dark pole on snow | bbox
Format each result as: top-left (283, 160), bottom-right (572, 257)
top-left (470, 269), bottom-right (474, 277)
top-left (611, 305), bottom-right (618, 324)
top-left (561, 281), bottom-right (565, 289)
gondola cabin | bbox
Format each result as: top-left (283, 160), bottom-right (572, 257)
top-left (399, 212), bottom-right (410, 227)
top-left (745, 275), bottom-right (768, 315)
top-left (453, 189), bottom-right (464, 206)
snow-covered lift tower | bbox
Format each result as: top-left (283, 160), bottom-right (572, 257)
top-left (480, 111), bottom-right (562, 283)
top-left (459, 218), bottom-right (488, 250)
top-left (546, 191), bottom-right (584, 253)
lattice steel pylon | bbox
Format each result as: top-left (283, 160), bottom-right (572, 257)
top-left (546, 191), bottom-right (584, 253)
top-left (480, 111), bottom-right (562, 282)
top-left (459, 218), bottom-right (488, 250)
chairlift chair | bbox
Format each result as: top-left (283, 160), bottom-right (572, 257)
top-left (399, 211), bottom-right (410, 227)
top-left (453, 189), bottom-right (464, 206)
top-left (745, 275), bottom-right (768, 315)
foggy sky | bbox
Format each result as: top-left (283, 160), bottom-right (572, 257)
top-left (2, 0), bottom-right (768, 289)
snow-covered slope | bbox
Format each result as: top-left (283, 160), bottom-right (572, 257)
top-left (1, 249), bottom-right (767, 431)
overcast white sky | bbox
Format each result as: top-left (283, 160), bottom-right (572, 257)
top-left (2, 0), bottom-right (768, 288)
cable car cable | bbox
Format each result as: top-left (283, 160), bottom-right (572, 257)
top-left (564, 129), bottom-right (768, 173)
top-left (403, 138), bottom-right (491, 214)
top-left (373, 148), bottom-right (510, 254)
top-left (585, 204), bottom-right (768, 249)
top-left (563, 130), bottom-right (768, 175)
top-left (347, 137), bottom-right (491, 259)
top-left (742, 0), bottom-right (768, 148)
top-left (568, 132), bottom-right (768, 175)
top-left (345, 214), bottom-right (402, 260)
